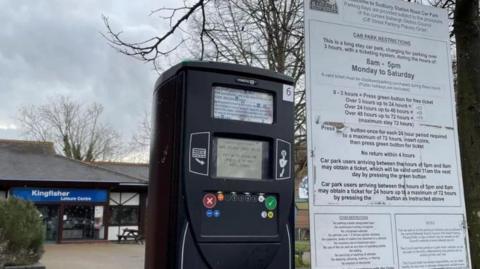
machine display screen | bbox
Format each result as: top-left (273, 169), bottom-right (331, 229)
top-left (213, 137), bottom-right (269, 180)
top-left (213, 86), bottom-right (274, 124)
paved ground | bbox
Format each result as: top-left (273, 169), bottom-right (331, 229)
top-left (40, 243), bottom-right (310, 268)
top-left (40, 243), bottom-right (145, 269)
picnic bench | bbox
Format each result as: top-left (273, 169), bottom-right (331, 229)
top-left (117, 228), bottom-right (144, 244)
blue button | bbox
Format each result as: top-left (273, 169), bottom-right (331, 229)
top-left (206, 210), bottom-right (213, 218)
top-left (213, 210), bottom-right (221, 218)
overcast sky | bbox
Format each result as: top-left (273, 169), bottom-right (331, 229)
top-left (0, 0), bottom-right (179, 142)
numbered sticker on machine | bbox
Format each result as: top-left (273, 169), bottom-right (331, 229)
top-left (282, 84), bottom-right (294, 102)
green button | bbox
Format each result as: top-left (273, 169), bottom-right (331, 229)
top-left (265, 196), bottom-right (277, 210)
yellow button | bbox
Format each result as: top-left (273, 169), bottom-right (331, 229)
top-left (267, 211), bottom-right (274, 219)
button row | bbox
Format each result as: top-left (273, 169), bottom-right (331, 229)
top-left (202, 192), bottom-right (277, 208)
top-left (225, 194), bottom-right (261, 203)
top-left (265, 196), bottom-right (277, 210)
top-left (206, 209), bottom-right (221, 218)
top-left (203, 193), bottom-right (217, 209)
top-left (261, 211), bottom-right (275, 219)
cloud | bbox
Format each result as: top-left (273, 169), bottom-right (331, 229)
top-left (0, 123), bottom-right (18, 130)
top-left (0, 0), bottom-right (180, 146)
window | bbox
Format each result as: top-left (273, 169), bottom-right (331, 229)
top-left (62, 205), bottom-right (105, 240)
top-left (109, 206), bottom-right (139, 226)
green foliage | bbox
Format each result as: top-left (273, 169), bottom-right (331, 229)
top-left (0, 198), bottom-right (44, 266)
top-left (295, 254), bottom-right (303, 267)
top-left (295, 241), bottom-right (311, 268)
top-left (295, 240), bottom-right (310, 253)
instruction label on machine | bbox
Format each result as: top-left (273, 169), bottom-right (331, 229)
top-left (304, 0), bottom-right (471, 268)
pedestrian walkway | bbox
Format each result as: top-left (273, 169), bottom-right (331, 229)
top-left (40, 243), bottom-right (144, 269)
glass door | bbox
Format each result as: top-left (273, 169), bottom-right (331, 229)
top-left (62, 205), bottom-right (105, 240)
top-left (37, 205), bottom-right (59, 242)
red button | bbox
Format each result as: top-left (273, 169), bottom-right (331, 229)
top-left (203, 193), bottom-right (217, 209)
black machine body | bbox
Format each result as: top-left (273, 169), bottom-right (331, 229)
top-left (146, 61), bottom-right (295, 269)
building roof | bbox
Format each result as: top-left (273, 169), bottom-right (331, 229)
top-left (92, 162), bottom-right (149, 181)
top-left (0, 140), bottom-right (146, 185)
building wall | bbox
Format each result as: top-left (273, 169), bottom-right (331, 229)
top-left (295, 209), bottom-right (310, 229)
top-left (108, 192), bottom-right (141, 240)
top-left (295, 209), bottom-right (310, 241)
top-left (0, 190), bottom-right (6, 200)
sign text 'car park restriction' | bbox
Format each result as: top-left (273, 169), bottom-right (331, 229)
top-left (305, 0), bottom-right (471, 268)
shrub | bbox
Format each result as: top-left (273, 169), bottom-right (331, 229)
top-left (0, 198), bottom-right (44, 267)
top-left (295, 240), bottom-right (310, 253)
top-left (295, 241), bottom-right (311, 268)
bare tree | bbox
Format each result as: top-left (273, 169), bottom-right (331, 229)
top-left (17, 96), bottom-right (122, 162)
top-left (105, 0), bottom-right (480, 263)
top-left (104, 0), bottom-right (307, 181)
top-left (127, 110), bottom-right (152, 162)
top-left (189, 0), bottom-right (307, 159)
top-left (102, 0), bottom-right (209, 70)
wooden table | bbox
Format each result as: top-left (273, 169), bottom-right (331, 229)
top-left (117, 228), bottom-right (144, 244)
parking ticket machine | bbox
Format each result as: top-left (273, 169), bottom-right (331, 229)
top-left (146, 62), bottom-right (294, 269)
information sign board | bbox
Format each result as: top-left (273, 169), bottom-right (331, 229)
top-left (304, 0), bottom-right (471, 268)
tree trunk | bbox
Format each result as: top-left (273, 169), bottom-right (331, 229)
top-left (455, 0), bottom-right (480, 266)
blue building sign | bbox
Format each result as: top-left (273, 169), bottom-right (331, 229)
top-left (10, 187), bottom-right (108, 203)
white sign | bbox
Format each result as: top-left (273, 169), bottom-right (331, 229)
top-left (283, 84), bottom-right (294, 102)
top-left (95, 206), bottom-right (104, 218)
top-left (304, 0), bottom-right (471, 268)
top-left (213, 86), bottom-right (274, 124)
